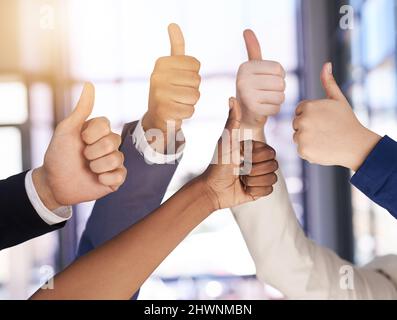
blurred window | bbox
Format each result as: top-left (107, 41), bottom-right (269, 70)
top-left (347, 0), bottom-right (397, 265)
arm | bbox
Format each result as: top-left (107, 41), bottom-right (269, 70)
top-left (33, 178), bottom-right (213, 300)
top-left (78, 23), bottom-right (200, 255)
top-left (0, 84), bottom-right (125, 250)
top-left (233, 31), bottom-right (397, 299)
top-left (77, 121), bottom-right (179, 254)
top-left (0, 172), bottom-right (65, 250)
top-left (30, 98), bottom-right (278, 300)
top-left (232, 169), bottom-right (397, 299)
top-left (350, 136), bottom-right (397, 219)
top-left (293, 63), bottom-right (397, 218)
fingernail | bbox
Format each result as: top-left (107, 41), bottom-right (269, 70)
top-left (327, 62), bottom-right (333, 75)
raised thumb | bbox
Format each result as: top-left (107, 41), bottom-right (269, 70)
top-left (320, 62), bottom-right (348, 102)
top-left (225, 97), bottom-right (242, 132)
top-left (67, 83), bottom-right (95, 126)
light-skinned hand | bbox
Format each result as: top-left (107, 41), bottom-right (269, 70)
top-left (142, 23), bottom-right (201, 134)
top-left (293, 62), bottom-right (381, 171)
top-left (237, 29), bottom-right (286, 137)
top-left (33, 83), bottom-right (127, 210)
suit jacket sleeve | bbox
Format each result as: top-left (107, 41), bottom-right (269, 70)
top-left (0, 171), bottom-right (66, 250)
top-left (231, 169), bottom-right (397, 299)
top-left (77, 121), bottom-right (179, 254)
top-left (351, 135), bottom-right (397, 219)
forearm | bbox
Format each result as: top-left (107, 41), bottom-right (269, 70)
top-left (0, 172), bottom-right (66, 250)
top-left (347, 127), bottom-right (381, 172)
top-left (232, 170), bottom-right (397, 299)
top-left (351, 135), bottom-right (397, 219)
top-left (31, 179), bottom-right (213, 300)
top-left (78, 122), bottom-right (179, 254)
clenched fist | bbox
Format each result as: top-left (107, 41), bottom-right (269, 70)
top-left (237, 30), bottom-right (286, 130)
top-left (143, 23), bottom-right (201, 133)
top-left (33, 83), bottom-right (127, 210)
top-left (293, 63), bottom-right (381, 171)
top-left (200, 98), bottom-right (278, 210)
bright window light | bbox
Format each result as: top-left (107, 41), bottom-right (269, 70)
top-left (0, 127), bottom-right (22, 179)
top-left (0, 82), bottom-right (28, 125)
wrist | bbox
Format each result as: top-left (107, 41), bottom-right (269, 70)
top-left (32, 167), bottom-right (62, 211)
top-left (189, 177), bottom-right (218, 214)
top-left (348, 127), bottom-right (382, 172)
top-left (142, 112), bottom-right (181, 133)
top-left (239, 122), bottom-right (266, 143)
top-left (142, 112), bottom-right (185, 154)
top-left (239, 106), bottom-right (267, 136)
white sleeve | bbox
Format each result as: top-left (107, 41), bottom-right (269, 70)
top-left (132, 119), bottom-right (185, 165)
top-left (231, 169), bottom-right (397, 299)
top-left (25, 170), bottom-right (72, 225)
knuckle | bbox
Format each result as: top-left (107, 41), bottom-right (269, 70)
top-left (260, 149), bottom-right (272, 161)
top-left (81, 129), bottom-right (90, 142)
top-left (236, 77), bottom-right (249, 90)
top-left (272, 160), bottom-right (279, 171)
top-left (99, 116), bottom-right (110, 125)
top-left (276, 92), bottom-right (286, 104)
top-left (184, 106), bottom-right (195, 118)
top-left (114, 133), bottom-right (122, 147)
top-left (264, 186), bottom-right (274, 196)
top-left (193, 89), bottom-right (200, 102)
top-left (154, 57), bottom-right (167, 69)
top-left (265, 145), bottom-right (276, 157)
top-left (279, 78), bottom-right (287, 91)
top-left (116, 171), bottom-right (126, 184)
top-left (305, 101), bottom-right (315, 110)
top-left (293, 131), bottom-right (300, 143)
top-left (114, 174), bottom-right (123, 185)
top-left (150, 72), bottom-right (162, 85)
top-left (293, 117), bottom-right (301, 129)
top-left (89, 161), bottom-right (97, 172)
top-left (239, 61), bottom-right (250, 72)
top-left (189, 56), bottom-right (201, 70)
top-left (109, 154), bottom-right (121, 167)
top-left (83, 146), bottom-right (92, 159)
top-left (194, 74), bottom-right (202, 87)
top-left (274, 62), bottom-right (285, 76)
top-left (96, 117), bottom-right (111, 133)
top-left (103, 138), bottom-right (115, 153)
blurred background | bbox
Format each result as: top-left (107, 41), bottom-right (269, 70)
top-left (0, 0), bottom-right (396, 299)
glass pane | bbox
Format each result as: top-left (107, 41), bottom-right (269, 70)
top-left (362, 0), bottom-right (395, 68)
top-left (0, 82), bottom-right (28, 125)
top-left (365, 59), bottom-right (396, 111)
top-left (0, 127), bottom-right (22, 179)
top-left (350, 0), bottom-right (397, 265)
top-left (30, 83), bottom-right (54, 168)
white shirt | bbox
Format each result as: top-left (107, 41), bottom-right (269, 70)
top-left (232, 169), bottom-right (397, 299)
top-left (28, 119), bottom-right (184, 225)
top-left (132, 119), bottom-right (185, 165)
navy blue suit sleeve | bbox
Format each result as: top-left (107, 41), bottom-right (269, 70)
top-left (0, 171), bottom-right (66, 250)
top-left (77, 121), bottom-right (179, 254)
top-left (351, 136), bottom-right (397, 219)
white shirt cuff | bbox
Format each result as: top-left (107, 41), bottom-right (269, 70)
top-left (131, 119), bottom-right (185, 164)
top-left (25, 170), bottom-right (73, 225)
